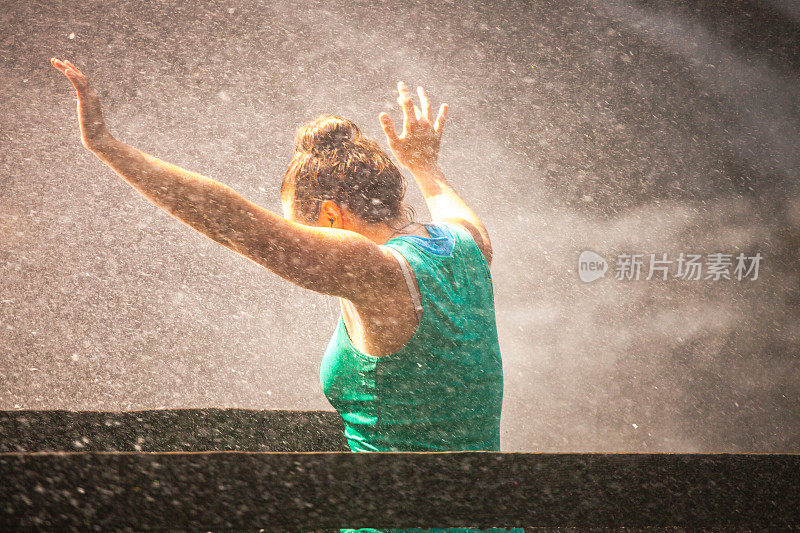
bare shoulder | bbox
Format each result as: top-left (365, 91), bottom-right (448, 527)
top-left (439, 217), bottom-right (493, 268)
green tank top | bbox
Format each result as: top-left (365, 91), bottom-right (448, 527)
top-left (320, 222), bottom-right (521, 533)
top-left (320, 221), bottom-right (503, 453)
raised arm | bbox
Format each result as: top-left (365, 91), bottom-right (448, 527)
top-left (379, 82), bottom-right (493, 267)
top-left (50, 58), bottom-right (396, 301)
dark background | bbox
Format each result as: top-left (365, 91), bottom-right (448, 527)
top-left (1, 0), bottom-right (798, 451)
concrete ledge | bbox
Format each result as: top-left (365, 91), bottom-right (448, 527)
top-left (1, 410), bottom-right (797, 530)
top-left (1, 408), bottom-right (348, 452)
top-left (2, 451), bottom-right (798, 530)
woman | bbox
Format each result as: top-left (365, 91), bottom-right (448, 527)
top-left (52, 58), bottom-right (517, 530)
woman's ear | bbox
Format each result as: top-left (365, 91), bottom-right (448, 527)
top-left (318, 200), bottom-right (345, 229)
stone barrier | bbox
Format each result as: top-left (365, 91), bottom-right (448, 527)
top-left (1, 410), bottom-right (797, 531)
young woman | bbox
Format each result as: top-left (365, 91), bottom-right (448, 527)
top-left (51, 58), bottom-right (504, 455)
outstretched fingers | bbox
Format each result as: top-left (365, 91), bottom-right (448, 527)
top-left (396, 81), bottom-right (417, 133)
top-left (417, 86), bottom-right (432, 123)
top-left (51, 57), bottom-right (89, 92)
top-left (62, 58), bottom-right (86, 78)
top-left (434, 103), bottom-right (448, 137)
top-left (379, 113), bottom-right (401, 150)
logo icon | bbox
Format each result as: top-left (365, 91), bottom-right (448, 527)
top-left (578, 251), bottom-right (608, 282)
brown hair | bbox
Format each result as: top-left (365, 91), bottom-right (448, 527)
top-left (281, 115), bottom-right (414, 226)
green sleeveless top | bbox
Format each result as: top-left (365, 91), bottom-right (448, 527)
top-left (320, 222), bottom-right (522, 533)
top-left (320, 221), bottom-right (504, 452)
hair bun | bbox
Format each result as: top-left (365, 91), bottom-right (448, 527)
top-left (294, 115), bottom-right (361, 154)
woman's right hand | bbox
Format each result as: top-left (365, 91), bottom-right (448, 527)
top-left (379, 82), bottom-right (448, 172)
top-left (51, 57), bottom-right (115, 153)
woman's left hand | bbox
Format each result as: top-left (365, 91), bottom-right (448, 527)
top-left (379, 82), bottom-right (447, 173)
top-left (51, 58), bottom-right (115, 152)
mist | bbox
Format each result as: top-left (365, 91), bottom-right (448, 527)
top-left (1, 0), bottom-right (798, 452)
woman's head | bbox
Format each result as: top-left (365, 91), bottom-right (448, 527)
top-left (281, 115), bottom-right (414, 229)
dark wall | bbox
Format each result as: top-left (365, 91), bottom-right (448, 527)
top-left (3, 409), bottom-right (798, 529)
top-left (1, 408), bottom-right (348, 452)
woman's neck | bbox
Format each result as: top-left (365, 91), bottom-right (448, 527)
top-left (356, 217), bottom-right (429, 245)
